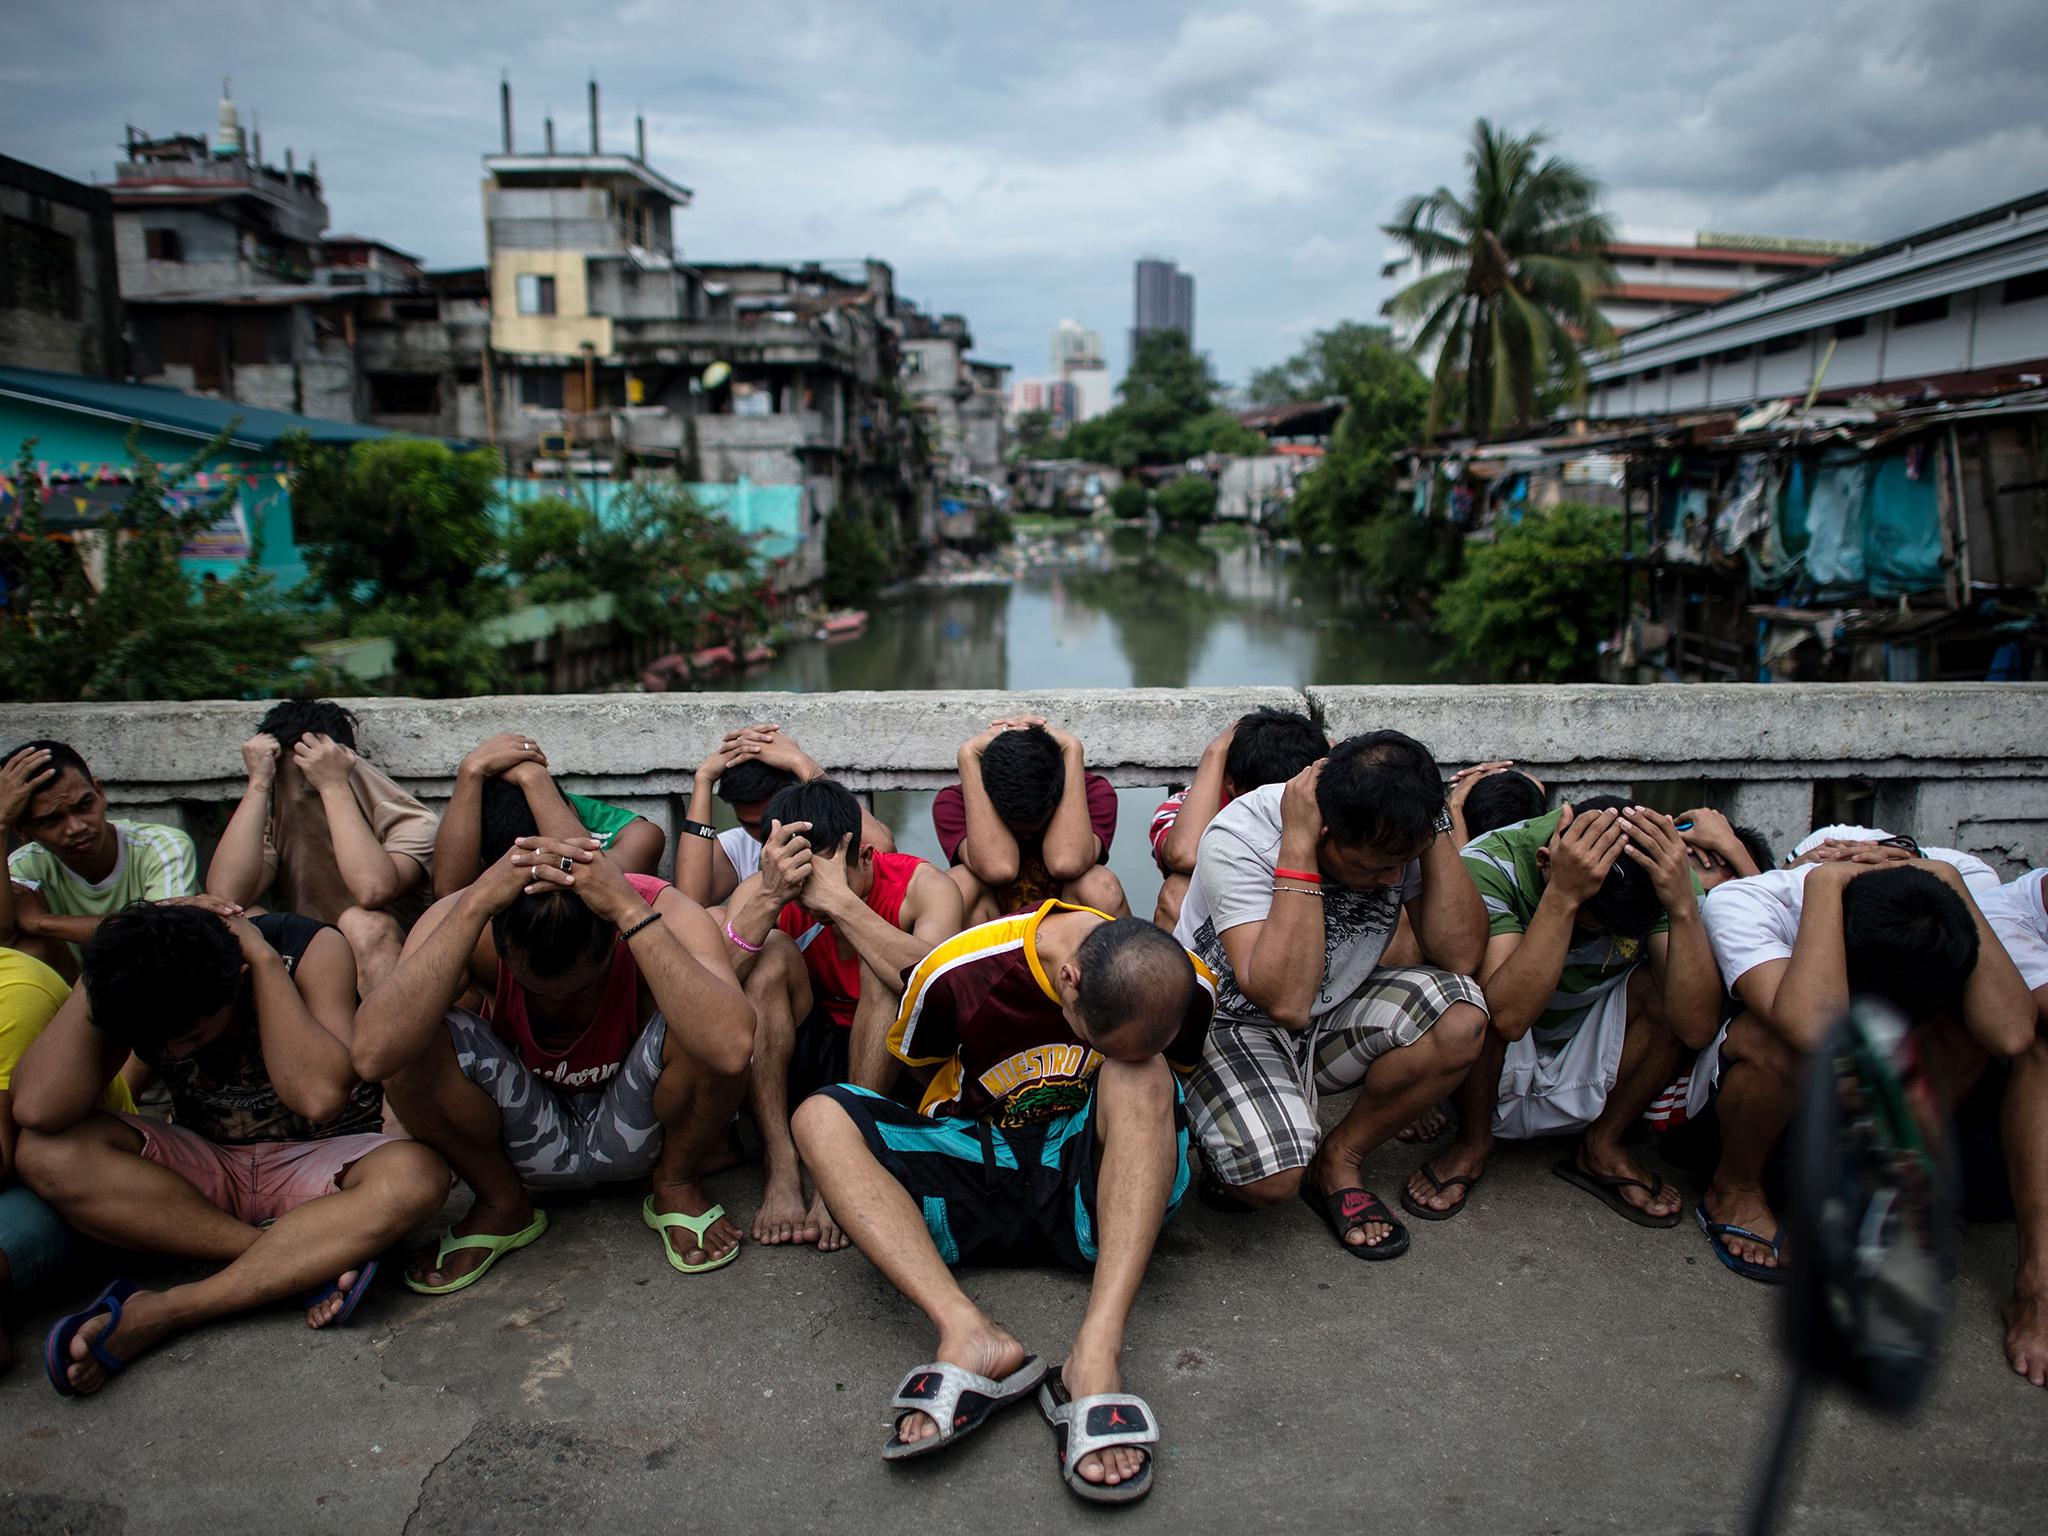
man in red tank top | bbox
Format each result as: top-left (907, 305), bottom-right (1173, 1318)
top-left (720, 780), bottom-right (963, 1251)
top-left (354, 837), bottom-right (756, 1291)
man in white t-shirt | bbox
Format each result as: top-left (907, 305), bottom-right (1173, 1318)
top-left (1695, 850), bottom-right (2032, 1285)
top-left (1980, 868), bottom-right (2048, 1388)
top-left (1174, 731), bottom-right (1488, 1260)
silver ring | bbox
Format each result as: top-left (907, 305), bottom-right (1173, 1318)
top-left (524, 741), bottom-right (534, 751)
top-left (558, 856), bottom-right (574, 872)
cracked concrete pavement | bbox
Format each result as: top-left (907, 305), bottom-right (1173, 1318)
top-left (4, 1126), bottom-right (2045, 1536)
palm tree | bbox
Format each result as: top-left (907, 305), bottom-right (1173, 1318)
top-left (1385, 119), bottom-right (1617, 436)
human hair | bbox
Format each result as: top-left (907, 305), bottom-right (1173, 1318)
top-left (3, 738), bottom-right (92, 784)
top-left (491, 888), bottom-right (614, 977)
top-left (1074, 919), bottom-right (1194, 1054)
top-left (1732, 825), bottom-right (1776, 875)
top-left (480, 776), bottom-right (541, 864)
top-left (1841, 867), bottom-right (1979, 1023)
top-left (979, 725), bottom-right (1065, 829)
top-left (1570, 795), bottom-right (1666, 940)
top-left (716, 758), bottom-right (799, 809)
top-left (256, 699), bottom-right (360, 753)
top-left (1316, 731), bottom-right (1444, 854)
top-left (763, 777), bottom-right (864, 859)
top-left (1463, 770), bottom-right (1548, 840)
top-left (81, 902), bottom-right (243, 1049)
top-left (1224, 707), bottom-right (1326, 796)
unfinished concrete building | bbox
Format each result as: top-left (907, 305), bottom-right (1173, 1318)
top-left (0, 155), bottom-right (122, 377)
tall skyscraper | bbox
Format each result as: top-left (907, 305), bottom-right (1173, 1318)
top-left (1132, 256), bottom-right (1195, 348)
top-left (1050, 317), bottom-right (1112, 422)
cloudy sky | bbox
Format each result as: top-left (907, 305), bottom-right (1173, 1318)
top-left (6, 0), bottom-right (2044, 387)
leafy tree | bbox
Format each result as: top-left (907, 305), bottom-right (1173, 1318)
top-left (0, 434), bottom-right (322, 702)
top-left (1166, 409), bottom-right (1267, 462)
top-left (1385, 119), bottom-right (1617, 434)
top-left (1155, 475), bottom-right (1218, 525)
top-left (824, 504), bottom-right (896, 607)
top-left (1247, 321), bottom-right (1403, 406)
top-left (1435, 500), bottom-right (1623, 681)
top-left (1056, 330), bottom-right (1239, 468)
top-left (1009, 409), bottom-right (1057, 460)
top-left (1109, 480), bottom-right (1151, 520)
top-left (1059, 411), bottom-right (1146, 469)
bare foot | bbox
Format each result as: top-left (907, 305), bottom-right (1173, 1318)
top-left (809, 1192), bottom-right (848, 1253)
top-left (751, 1171), bottom-right (814, 1246)
top-left (1576, 1137), bottom-right (1682, 1220)
top-left (697, 1124), bottom-right (747, 1177)
top-left (1062, 1337), bottom-right (1149, 1489)
top-left (1310, 1145), bottom-right (1399, 1249)
top-left (1404, 1141), bottom-right (1489, 1218)
top-left (1397, 1105), bottom-right (1450, 1143)
top-left (2005, 1281), bottom-right (2048, 1388)
top-left (650, 1180), bottom-right (741, 1267)
top-left (895, 1318), bottom-right (1028, 1449)
top-left (65, 1290), bottom-right (177, 1396)
top-left (306, 1269), bottom-right (361, 1330)
top-left (1700, 1182), bottom-right (1782, 1269)
top-left (406, 1198), bottom-right (535, 1290)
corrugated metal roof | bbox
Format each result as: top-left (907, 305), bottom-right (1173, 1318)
top-left (0, 365), bottom-right (395, 450)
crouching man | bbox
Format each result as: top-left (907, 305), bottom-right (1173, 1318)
top-left (14, 903), bottom-right (449, 1397)
top-left (352, 837), bottom-right (754, 1290)
top-left (793, 905), bottom-right (1214, 1503)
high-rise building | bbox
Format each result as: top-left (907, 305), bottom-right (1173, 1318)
top-left (1049, 317), bottom-right (1112, 423)
top-left (1132, 256), bottom-right (1195, 348)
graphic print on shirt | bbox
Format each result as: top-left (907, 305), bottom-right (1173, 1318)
top-left (980, 1040), bottom-right (1102, 1127)
top-left (1193, 882), bottom-right (1403, 1021)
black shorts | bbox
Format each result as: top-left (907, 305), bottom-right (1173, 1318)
top-left (788, 1005), bottom-right (850, 1103)
top-left (811, 1083), bottom-right (1190, 1271)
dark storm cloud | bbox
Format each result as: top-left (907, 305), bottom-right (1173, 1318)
top-left (2, 0), bottom-right (2039, 385)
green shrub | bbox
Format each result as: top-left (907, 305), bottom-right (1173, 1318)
top-left (1435, 501), bottom-right (1623, 681)
top-left (1109, 480), bottom-right (1151, 520)
top-left (1155, 475), bottom-right (1218, 525)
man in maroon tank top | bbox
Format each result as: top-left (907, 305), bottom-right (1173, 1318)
top-left (721, 780), bottom-right (963, 1250)
top-left (354, 837), bottom-right (756, 1290)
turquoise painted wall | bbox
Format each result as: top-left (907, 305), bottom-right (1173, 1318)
top-left (494, 475), bottom-right (807, 565)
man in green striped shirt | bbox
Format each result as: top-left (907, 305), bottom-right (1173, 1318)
top-left (1401, 797), bottom-right (1721, 1228)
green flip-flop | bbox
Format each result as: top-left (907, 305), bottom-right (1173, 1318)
top-left (642, 1195), bottom-right (739, 1274)
top-left (404, 1210), bottom-right (550, 1295)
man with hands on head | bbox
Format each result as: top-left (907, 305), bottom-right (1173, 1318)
top-left (1406, 798), bottom-right (1721, 1227)
top-left (207, 701), bottom-right (438, 994)
top-left (432, 732), bottom-right (665, 899)
top-left (720, 779), bottom-right (962, 1249)
top-left (352, 834), bottom-right (754, 1291)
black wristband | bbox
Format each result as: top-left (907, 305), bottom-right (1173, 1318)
top-left (620, 911), bottom-right (663, 942)
top-left (679, 818), bottom-right (719, 841)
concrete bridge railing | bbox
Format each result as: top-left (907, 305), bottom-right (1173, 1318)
top-left (1, 684), bottom-right (2043, 876)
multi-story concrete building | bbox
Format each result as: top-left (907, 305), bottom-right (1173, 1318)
top-left (0, 155), bottom-right (122, 376)
top-left (1009, 377), bottom-right (1079, 429)
top-left (1133, 256), bottom-right (1195, 349)
top-left (1050, 316), bottom-right (1111, 422)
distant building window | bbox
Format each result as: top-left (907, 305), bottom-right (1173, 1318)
top-left (1762, 331), bottom-right (1804, 355)
top-left (368, 373), bottom-right (440, 415)
top-left (516, 273), bottom-right (557, 315)
top-left (520, 370), bottom-right (565, 408)
top-left (1833, 316), bottom-right (1868, 340)
top-left (392, 298), bottom-right (438, 321)
top-left (4, 218), bottom-right (80, 320)
top-left (1893, 295), bottom-right (1949, 328)
top-left (1637, 367), bottom-right (1661, 382)
top-left (2003, 270), bottom-right (2048, 305)
top-left (1673, 357), bottom-right (1701, 375)
top-left (1718, 345), bottom-right (1752, 364)
top-left (145, 227), bottom-right (184, 262)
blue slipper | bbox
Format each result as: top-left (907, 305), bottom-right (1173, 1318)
top-left (301, 1259), bottom-right (379, 1326)
top-left (44, 1278), bottom-right (140, 1397)
top-left (1695, 1202), bottom-right (1788, 1285)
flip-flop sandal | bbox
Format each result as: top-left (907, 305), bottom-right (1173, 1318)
top-left (45, 1278), bottom-right (140, 1398)
top-left (302, 1259), bottom-right (378, 1326)
top-left (881, 1355), bottom-right (1046, 1462)
top-left (1553, 1159), bottom-right (1684, 1229)
top-left (1695, 1202), bottom-right (1788, 1284)
top-left (1301, 1185), bottom-right (1410, 1260)
top-left (404, 1211), bottom-right (550, 1295)
top-left (1400, 1158), bottom-right (1481, 1222)
top-left (1038, 1369), bottom-right (1159, 1504)
top-left (643, 1196), bottom-right (739, 1274)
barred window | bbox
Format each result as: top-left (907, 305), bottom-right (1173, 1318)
top-left (5, 217), bottom-right (80, 320)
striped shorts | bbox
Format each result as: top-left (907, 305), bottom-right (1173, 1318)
top-left (1188, 966), bottom-right (1486, 1188)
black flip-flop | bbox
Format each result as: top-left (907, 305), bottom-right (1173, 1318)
top-left (1400, 1158), bottom-right (1481, 1222)
top-left (1552, 1158), bottom-right (1683, 1229)
top-left (1301, 1185), bottom-right (1410, 1260)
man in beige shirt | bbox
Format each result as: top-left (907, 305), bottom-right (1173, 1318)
top-left (208, 701), bottom-right (438, 992)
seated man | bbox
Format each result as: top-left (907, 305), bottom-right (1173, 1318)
top-left (1695, 854), bottom-right (2031, 1283)
top-left (1402, 799), bottom-right (1721, 1226)
top-left (793, 908), bottom-right (1214, 1502)
top-left (1674, 807), bottom-right (1775, 891)
top-left (1177, 732), bottom-right (1489, 1258)
top-left (719, 779), bottom-right (961, 1248)
top-left (208, 701), bottom-right (439, 993)
top-left (676, 723), bottom-right (891, 907)
top-left (937, 717), bottom-right (1125, 925)
top-left (0, 740), bottom-right (200, 977)
top-left (352, 836), bottom-right (754, 1289)
top-left (0, 945), bottom-right (137, 1375)
top-left (1150, 707), bottom-right (1326, 929)
top-left (13, 904), bottom-right (449, 1398)
top-left (1445, 762), bottom-right (1548, 846)
top-left (433, 732), bottom-right (665, 898)
top-left (1982, 867), bottom-right (2048, 1387)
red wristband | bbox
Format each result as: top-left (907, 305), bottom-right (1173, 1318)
top-left (1274, 866), bottom-right (1322, 885)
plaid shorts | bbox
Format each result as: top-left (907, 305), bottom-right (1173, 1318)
top-left (1187, 966), bottom-right (1486, 1187)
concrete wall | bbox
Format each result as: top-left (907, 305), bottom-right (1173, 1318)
top-left (490, 251), bottom-right (611, 356)
top-left (0, 171), bottom-right (120, 375)
top-left (3, 684), bottom-right (2042, 878)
